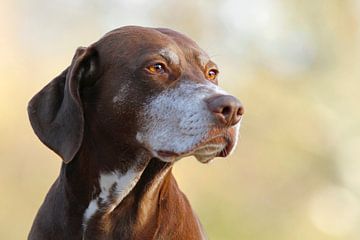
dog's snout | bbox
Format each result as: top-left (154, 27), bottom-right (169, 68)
top-left (206, 95), bottom-right (244, 126)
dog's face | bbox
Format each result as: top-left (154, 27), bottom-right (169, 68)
top-left (28, 26), bottom-right (243, 164)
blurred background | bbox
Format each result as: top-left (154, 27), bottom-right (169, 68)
top-left (1, 0), bottom-right (360, 239)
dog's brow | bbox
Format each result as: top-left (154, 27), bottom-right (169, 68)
top-left (159, 48), bottom-right (180, 65)
top-left (197, 54), bottom-right (210, 67)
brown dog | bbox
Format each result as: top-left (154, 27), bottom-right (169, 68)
top-left (28, 26), bottom-right (244, 240)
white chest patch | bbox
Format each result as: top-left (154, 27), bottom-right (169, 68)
top-left (83, 168), bottom-right (142, 228)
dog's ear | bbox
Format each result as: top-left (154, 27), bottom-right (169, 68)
top-left (28, 47), bottom-right (98, 163)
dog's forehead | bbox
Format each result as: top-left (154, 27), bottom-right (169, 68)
top-left (156, 28), bottom-right (211, 64)
top-left (97, 26), bottom-right (210, 65)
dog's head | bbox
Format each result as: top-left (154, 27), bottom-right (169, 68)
top-left (28, 26), bottom-right (244, 164)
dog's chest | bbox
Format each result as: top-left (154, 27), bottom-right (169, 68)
top-left (82, 169), bottom-right (143, 238)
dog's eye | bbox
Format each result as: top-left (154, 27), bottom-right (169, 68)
top-left (207, 69), bottom-right (218, 81)
top-left (147, 63), bottom-right (166, 74)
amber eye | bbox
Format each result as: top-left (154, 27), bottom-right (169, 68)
top-left (147, 63), bottom-right (166, 74)
top-left (207, 69), bottom-right (218, 81)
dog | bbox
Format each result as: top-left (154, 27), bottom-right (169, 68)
top-left (28, 26), bottom-right (244, 240)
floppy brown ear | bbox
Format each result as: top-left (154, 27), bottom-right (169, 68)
top-left (28, 47), bottom-right (98, 163)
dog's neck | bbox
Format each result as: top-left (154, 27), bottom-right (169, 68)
top-left (60, 129), bottom-right (173, 239)
top-left (30, 118), bottom-right (206, 240)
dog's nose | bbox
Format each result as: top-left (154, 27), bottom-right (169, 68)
top-left (206, 95), bottom-right (244, 126)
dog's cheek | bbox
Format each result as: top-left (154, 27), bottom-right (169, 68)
top-left (136, 82), bottom-right (213, 153)
top-left (112, 83), bottom-right (130, 106)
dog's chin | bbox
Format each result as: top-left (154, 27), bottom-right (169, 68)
top-left (154, 128), bottom-right (238, 164)
top-left (193, 137), bottom-right (235, 163)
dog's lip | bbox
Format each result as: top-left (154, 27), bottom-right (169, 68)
top-left (156, 136), bottom-right (225, 158)
top-left (217, 136), bottom-right (234, 157)
top-left (156, 128), bottom-right (236, 160)
top-left (195, 128), bottom-right (236, 158)
top-left (157, 150), bottom-right (180, 158)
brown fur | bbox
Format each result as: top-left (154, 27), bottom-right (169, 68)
top-left (28, 26), bottom-right (242, 240)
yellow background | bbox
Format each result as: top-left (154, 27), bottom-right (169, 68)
top-left (1, 0), bottom-right (360, 239)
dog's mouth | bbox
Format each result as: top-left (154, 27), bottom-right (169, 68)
top-left (156, 127), bottom-right (238, 163)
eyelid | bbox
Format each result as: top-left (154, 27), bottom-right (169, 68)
top-left (144, 59), bottom-right (166, 69)
top-left (146, 63), bottom-right (164, 73)
top-left (146, 58), bottom-right (167, 66)
top-left (204, 60), bottom-right (218, 70)
top-left (209, 68), bottom-right (219, 74)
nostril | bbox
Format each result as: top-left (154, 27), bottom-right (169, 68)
top-left (221, 106), bottom-right (231, 117)
top-left (237, 106), bottom-right (244, 116)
